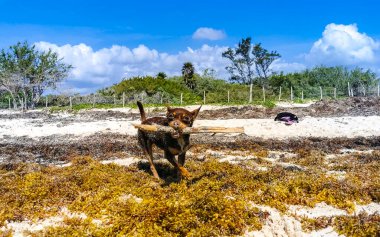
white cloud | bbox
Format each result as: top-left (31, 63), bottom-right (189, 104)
top-left (34, 42), bottom-right (230, 93)
top-left (306, 23), bottom-right (380, 65)
top-left (192, 27), bottom-right (226, 40)
top-left (270, 59), bottom-right (306, 73)
top-left (34, 23), bottom-right (380, 94)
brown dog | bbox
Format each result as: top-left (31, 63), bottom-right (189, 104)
top-left (137, 101), bottom-right (201, 179)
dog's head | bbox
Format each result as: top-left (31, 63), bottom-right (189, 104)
top-left (166, 106), bottom-right (201, 138)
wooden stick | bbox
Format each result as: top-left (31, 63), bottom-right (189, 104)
top-left (132, 123), bottom-right (244, 134)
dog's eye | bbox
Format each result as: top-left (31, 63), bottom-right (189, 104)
top-left (183, 116), bottom-right (190, 122)
top-left (167, 113), bottom-right (174, 120)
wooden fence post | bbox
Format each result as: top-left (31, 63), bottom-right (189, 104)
top-left (8, 98), bottom-right (10, 110)
top-left (180, 93), bottom-right (183, 105)
top-left (334, 88), bottom-right (337, 99)
top-left (160, 93), bottom-right (163, 104)
top-left (249, 84), bottom-right (253, 103)
top-left (113, 95), bottom-right (116, 105)
top-left (227, 90), bottom-right (230, 103)
top-left (45, 96), bottom-right (48, 108)
top-left (348, 82), bottom-right (350, 97)
top-left (278, 86), bottom-right (282, 101)
top-left (69, 96), bottom-right (72, 109)
top-left (301, 91), bottom-right (304, 101)
top-left (262, 86), bottom-right (265, 102)
top-left (290, 86), bottom-right (293, 101)
top-left (362, 85), bottom-right (366, 96)
top-left (320, 86), bottom-right (323, 100)
top-left (122, 92), bottom-right (125, 107)
top-left (203, 91), bottom-right (206, 104)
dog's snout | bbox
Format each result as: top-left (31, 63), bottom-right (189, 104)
top-left (172, 121), bottom-right (179, 128)
top-left (169, 119), bottom-right (187, 131)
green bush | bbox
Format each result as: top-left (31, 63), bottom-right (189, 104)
top-left (101, 76), bottom-right (201, 104)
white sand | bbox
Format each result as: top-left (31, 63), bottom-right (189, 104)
top-left (1, 114), bottom-right (380, 140)
top-left (195, 116), bottom-right (380, 139)
top-left (246, 201), bottom-right (380, 237)
top-left (0, 117), bottom-right (133, 139)
top-left (101, 157), bottom-right (141, 166)
top-left (245, 204), bottom-right (345, 237)
top-left (288, 202), bottom-right (380, 219)
top-left (355, 202), bottom-right (380, 215)
top-left (1, 207), bottom-right (89, 237)
top-left (288, 202), bottom-right (348, 218)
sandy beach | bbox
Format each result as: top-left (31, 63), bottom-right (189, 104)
top-left (1, 113), bottom-right (379, 141)
top-left (1, 99), bottom-right (379, 237)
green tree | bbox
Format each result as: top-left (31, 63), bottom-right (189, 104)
top-left (156, 72), bottom-right (167, 79)
top-left (222, 37), bottom-right (255, 84)
top-left (202, 68), bottom-right (217, 79)
top-left (0, 41), bottom-right (72, 109)
top-left (182, 62), bottom-right (196, 90)
top-left (269, 65), bottom-right (378, 98)
top-left (252, 43), bottom-right (281, 86)
top-left (222, 37), bottom-right (280, 85)
top-left (349, 67), bottom-right (377, 96)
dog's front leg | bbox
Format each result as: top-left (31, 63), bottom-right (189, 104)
top-left (178, 152), bottom-right (186, 166)
top-left (178, 152), bottom-right (191, 178)
top-left (165, 150), bottom-right (191, 179)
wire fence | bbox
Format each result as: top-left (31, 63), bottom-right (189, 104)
top-left (1, 84), bottom-right (379, 110)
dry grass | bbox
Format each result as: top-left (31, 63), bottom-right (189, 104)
top-left (0, 147), bottom-right (379, 236)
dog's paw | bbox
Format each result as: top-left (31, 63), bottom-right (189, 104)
top-left (179, 166), bottom-right (191, 178)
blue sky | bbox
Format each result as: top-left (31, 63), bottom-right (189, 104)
top-left (1, 0), bottom-right (379, 93)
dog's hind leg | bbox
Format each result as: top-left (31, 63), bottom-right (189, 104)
top-left (138, 131), bottom-right (160, 179)
top-left (144, 141), bottom-right (160, 179)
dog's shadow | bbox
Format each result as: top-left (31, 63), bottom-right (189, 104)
top-left (137, 161), bottom-right (182, 185)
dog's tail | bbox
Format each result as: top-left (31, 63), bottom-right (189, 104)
top-left (137, 101), bottom-right (146, 122)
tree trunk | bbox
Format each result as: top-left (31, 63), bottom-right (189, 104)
top-left (4, 89), bottom-right (18, 109)
top-left (18, 97), bottom-right (24, 111)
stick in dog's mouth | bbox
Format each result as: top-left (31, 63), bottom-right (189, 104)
top-left (170, 128), bottom-right (182, 138)
top-left (132, 123), bottom-right (245, 134)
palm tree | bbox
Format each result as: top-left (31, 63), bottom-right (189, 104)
top-left (156, 72), bottom-right (167, 79)
top-left (181, 62), bottom-right (196, 90)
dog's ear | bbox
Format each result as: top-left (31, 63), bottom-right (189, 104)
top-left (166, 105), bottom-right (174, 118)
top-left (191, 105), bottom-right (202, 119)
